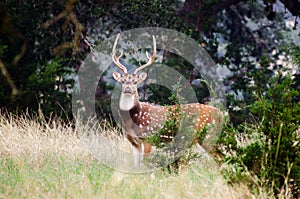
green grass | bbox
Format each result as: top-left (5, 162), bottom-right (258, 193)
top-left (0, 157), bottom-right (113, 198)
top-left (0, 157), bottom-right (255, 199)
top-left (0, 113), bottom-right (271, 199)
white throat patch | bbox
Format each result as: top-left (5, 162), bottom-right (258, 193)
top-left (119, 94), bottom-right (135, 111)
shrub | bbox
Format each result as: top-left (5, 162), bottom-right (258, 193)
top-left (145, 81), bottom-right (210, 172)
top-left (219, 75), bottom-right (300, 198)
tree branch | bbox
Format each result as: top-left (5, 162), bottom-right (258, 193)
top-left (0, 59), bottom-right (18, 98)
top-left (39, 0), bottom-right (84, 55)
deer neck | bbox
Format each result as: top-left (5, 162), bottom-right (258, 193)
top-left (119, 92), bottom-right (142, 126)
top-left (119, 92), bottom-right (140, 112)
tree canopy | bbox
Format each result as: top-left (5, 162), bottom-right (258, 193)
top-left (0, 0), bottom-right (299, 118)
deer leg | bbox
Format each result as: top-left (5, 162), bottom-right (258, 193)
top-left (133, 142), bottom-right (154, 168)
top-left (131, 143), bottom-right (144, 169)
top-left (130, 140), bottom-right (153, 169)
top-left (143, 142), bottom-right (153, 154)
top-left (126, 133), bottom-right (144, 168)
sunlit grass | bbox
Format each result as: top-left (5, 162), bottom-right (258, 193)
top-left (0, 112), bottom-right (272, 198)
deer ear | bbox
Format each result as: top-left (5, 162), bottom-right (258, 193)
top-left (112, 71), bottom-right (122, 82)
top-left (138, 72), bottom-right (147, 81)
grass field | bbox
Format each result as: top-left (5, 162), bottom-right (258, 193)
top-left (0, 113), bottom-right (272, 199)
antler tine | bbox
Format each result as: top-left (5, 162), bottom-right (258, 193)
top-left (112, 33), bottom-right (128, 74)
top-left (134, 35), bottom-right (156, 74)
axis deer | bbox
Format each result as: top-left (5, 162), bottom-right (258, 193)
top-left (111, 33), bottom-right (222, 168)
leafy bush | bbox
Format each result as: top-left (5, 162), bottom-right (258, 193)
top-left (26, 58), bottom-right (75, 119)
top-left (219, 75), bottom-right (300, 198)
top-left (145, 81), bottom-right (209, 172)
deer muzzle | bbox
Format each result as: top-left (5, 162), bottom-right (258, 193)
top-left (123, 87), bottom-right (132, 94)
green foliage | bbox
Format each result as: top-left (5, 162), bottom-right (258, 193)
top-left (26, 59), bottom-right (75, 118)
top-left (219, 75), bottom-right (300, 197)
top-left (112, 0), bottom-right (184, 30)
top-left (147, 83), bottom-right (186, 148)
top-left (2, 0), bottom-right (293, 125)
top-left (289, 44), bottom-right (300, 67)
top-left (250, 76), bottom-right (300, 195)
top-left (145, 81), bottom-right (207, 172)
top-left (0, 1), bottom-right (75, 117)
top-left (0, 44), bottom-right (8, 56)
top-left (212, 1), bottom-right (292, 125)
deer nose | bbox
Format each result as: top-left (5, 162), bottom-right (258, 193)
top-left (124, 87), bottom-right (131, 94)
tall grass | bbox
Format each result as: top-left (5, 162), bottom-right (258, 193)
top-left (0, 112), bottom-right (271, 198)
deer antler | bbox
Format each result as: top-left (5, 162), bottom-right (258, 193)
top-left (134, 35), bottom-right (156, 74)
top-left (112, 33), bottom-right (128, 74)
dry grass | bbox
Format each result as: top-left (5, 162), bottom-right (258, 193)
top-left (0, 112), bottom-right (272, 199)
top-left (0, 113), bottom-right (91, 163)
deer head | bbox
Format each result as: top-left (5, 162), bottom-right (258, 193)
top-left (112, 33), bottom-right (156, 111)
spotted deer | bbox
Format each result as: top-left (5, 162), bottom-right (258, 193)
top-left (112, 33), bottom-right (222, 168)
